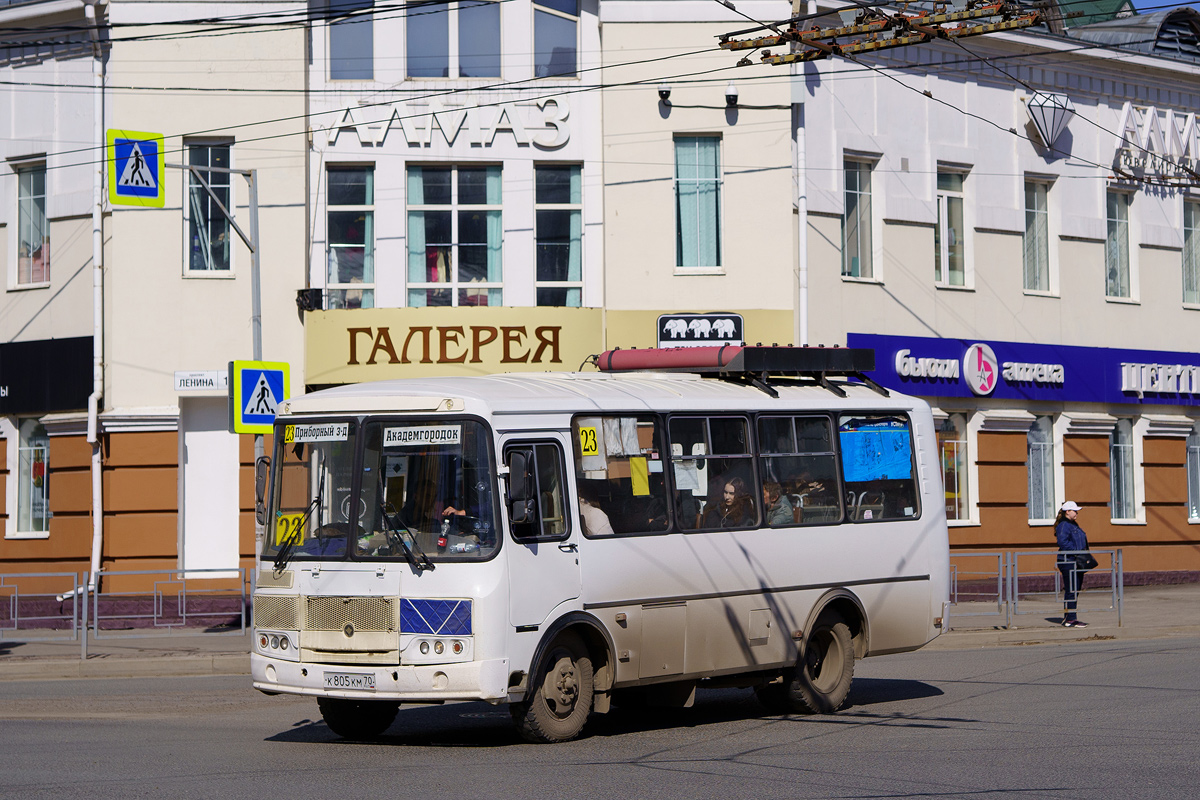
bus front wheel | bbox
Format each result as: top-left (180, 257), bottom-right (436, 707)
top-left (758, 613), bottom-right (855, 715)
top-left (512, 631), bottom-right (594, 743)
top-left (317, 697), bottom-right (399, 740)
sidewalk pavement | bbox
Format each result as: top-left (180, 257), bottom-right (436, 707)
top-left (0, 583), bottom-right (1197, 681)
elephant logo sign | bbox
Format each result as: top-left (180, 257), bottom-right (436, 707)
top-left (657, 314), bottom-right (744, 348)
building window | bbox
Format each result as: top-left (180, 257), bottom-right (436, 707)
top-left (16, 163), bottom-right (48, 285)
top-left (842, 159), bottom-right (873, 279)
top-left (1106, 190), bottom-right (1131, 299)
top-left (16, 419), bottom-right (50, 536)
top-left (1110, 419), bottom-right (1136, 520)
top-left (935, 171), bottom-right (965, 287)
top-left (1024, 180), bottom-right (1050, 293)
top-left (1188, 423), bottom-right (1200, 522)
top-left (533, 0), bottom-right (577, 78)
top-left (1028, 415), bottom-right (1055, 521)
top-left (327, 166), bottom-right (375, 309)
top-left (535, 165), bottom-right (582, 306)
top-left (937, 414), bottom-right (968, 521)
top-left (407, 1), bottom-right (501, 78)
top-left (407, 165), bottom-right (502, 307)
top-left (329, 0), bottom-right (374, 80)
top-left (186, 142), bottom-right (231, 274)
top-left (674, 136), bottom-right (721, 269)
top-left (1184, 200), bottom-right (1200, 304)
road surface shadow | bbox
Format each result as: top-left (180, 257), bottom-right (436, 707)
top-left (266, 678), bottom-right (943, 747)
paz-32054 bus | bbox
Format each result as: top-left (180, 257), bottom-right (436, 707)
top-left (250, 347), bottom-right (950, 743)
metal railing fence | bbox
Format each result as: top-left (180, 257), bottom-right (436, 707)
top-left (946, 549), bottom-right (1123, 631)
top-left (0, 572), bottom-right (82, 642)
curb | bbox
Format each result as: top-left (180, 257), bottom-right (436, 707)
top-left (0, 653), bottom-right (250, 681)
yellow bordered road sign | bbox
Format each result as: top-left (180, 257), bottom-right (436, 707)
top-left (230, 360), bottom-right (289, 434)
top-left (107, 129), bottom-right (166, 207)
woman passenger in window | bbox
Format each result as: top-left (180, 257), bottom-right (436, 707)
top-left (702, 477), bottom-right (755, 528)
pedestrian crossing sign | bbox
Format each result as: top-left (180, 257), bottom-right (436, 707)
top-left (230, 360), bottom-right (290, 434)
top-left (107, 129), bottom-right (166, 208)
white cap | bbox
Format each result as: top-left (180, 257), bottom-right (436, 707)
top-left (1060, 501), bottom-right (1081, 512)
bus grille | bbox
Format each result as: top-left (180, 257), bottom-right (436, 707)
top-left (306, 596), bottom-right (397, 632)
top-left (254, 595), bottom-right (299, 630)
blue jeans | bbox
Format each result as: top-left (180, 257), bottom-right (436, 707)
top-left (1058, 560), bottom-right (1082, 621)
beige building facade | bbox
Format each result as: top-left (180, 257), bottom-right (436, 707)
top-left (0, 0), bottom-right (308, 592)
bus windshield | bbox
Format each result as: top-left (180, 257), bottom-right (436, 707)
top-left (264, 420), bottom-right (358, 563)
top-left (354, 419), bottom-right (499, 561)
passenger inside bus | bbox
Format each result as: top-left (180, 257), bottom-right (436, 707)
top-left (763, 481), bottom-right (795, 526)
top-left (577, 483), bottom-right (615, 537)
top-left (700, 477), bottom-right (756, 528)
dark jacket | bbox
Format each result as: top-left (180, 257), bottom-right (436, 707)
top-left (1055, 518), bottom-right (1088, 559)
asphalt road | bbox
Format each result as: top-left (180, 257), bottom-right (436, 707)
top-left (1, 636), bottom-right (1196, 799)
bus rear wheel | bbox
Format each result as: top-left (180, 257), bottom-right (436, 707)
top-left (512, 631), bottom-right (594, 743)
top-left (317, 697), bottom-right (399, 740)
top-left (758, 613), bottom-right (855, 715)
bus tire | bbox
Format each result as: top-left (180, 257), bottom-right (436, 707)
top-left (317, 697), bottom-right (399, 740)
top-left (511, 631), bottom-right (594, 743)
top-left (790, 613), bottom-right (854, 714)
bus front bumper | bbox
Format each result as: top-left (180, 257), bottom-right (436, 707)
top-left (251, 653), bottom-right (510, 703)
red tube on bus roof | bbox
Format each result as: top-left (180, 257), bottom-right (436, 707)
top-left (598, 346), bottom-right (743, 372)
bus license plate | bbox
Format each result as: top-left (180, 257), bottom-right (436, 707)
top-left (323, 671), bottom-right (376, 691)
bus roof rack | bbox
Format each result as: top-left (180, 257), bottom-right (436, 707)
top-left (594, 345), bottom-right (888, 398)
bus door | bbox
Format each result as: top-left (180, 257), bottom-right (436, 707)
top-left (502, 436), bottom-right (582, 628)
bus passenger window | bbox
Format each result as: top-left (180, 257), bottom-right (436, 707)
top-left (758, 415), bottom-right (842, 526)
top-left (572, 415), bottom-right (669, 535)
top-left (837, 414), bottom-right (919, 522)
top-left (669, 416), bottom-right (758, 531)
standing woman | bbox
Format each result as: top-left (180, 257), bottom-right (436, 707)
top-left (1054, 501), bottom-right (1090, 628)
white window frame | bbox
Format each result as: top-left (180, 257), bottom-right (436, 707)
top-left (1023, 178), bottom-right (1055, 295)
top-left (406, 164), bottom-right (504, 307)
top-left (1188, 421), bottom-right (1200, 522)
top-left (326, 164), bottom-right (376, 310)
top-left (1027, 415), bottom-right (1057, 523)
top-left (1184, 198), bottom-right (1200, 306)
top-left (4, 416), bottom-right (51, 540)
top-left (12, 159), bottom-right (49, 290)
top-left (1109, 417), bottom-right (1145, 523)
top-left (934, 166), bottom-right (969, 289)
top-left (673, 135), bottom-right (723, 274)
top-left (532, 0), bottom-right (578, 79)
top-left (534, 163), bottom-right (583, 307)
top-left (183, 140), bottom-right (234, 279)
top-left (406, 0), bottom-right (503, 80)
top-left (842, 155), bottom-right (878, 281)
top-left (932, 409), bottom-right (979, 526)
top-left (1105, 188), bottom-right (1137, 302)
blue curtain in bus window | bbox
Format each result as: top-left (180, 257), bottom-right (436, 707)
top-left (838, 417), bottom-right (913, 482)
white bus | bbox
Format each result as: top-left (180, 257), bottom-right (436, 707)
top-left (251, 346), bottom-right (950, 743)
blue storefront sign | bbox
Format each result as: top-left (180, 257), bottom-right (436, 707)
top-left (848, 332), bottom-right (1200, 407)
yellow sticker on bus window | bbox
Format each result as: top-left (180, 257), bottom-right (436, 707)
top-left (630, 457), bottom-right (649, 496)
top-left (579, 426), bottom-right (599, 456)
top-left (275, 513), bottom-right (305, 546)
top-left (283, 425), bottom-right (295, 443)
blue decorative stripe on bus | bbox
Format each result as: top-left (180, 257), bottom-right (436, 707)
top-left (400, 599), bottom-right (472, 636)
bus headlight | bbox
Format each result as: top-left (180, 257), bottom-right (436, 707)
top-left (434, 640), bottom-right (445, 655)
top-left (420, 641), bottom-right (430, 655)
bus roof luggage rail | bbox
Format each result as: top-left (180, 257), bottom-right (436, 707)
top-left (593, 345), bottom-right (888, 398)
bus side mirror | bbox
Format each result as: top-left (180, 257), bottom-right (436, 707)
top-left (255, 456), bottom-right (271, 526)
top-left (507, 450), bottom-right (535, 525)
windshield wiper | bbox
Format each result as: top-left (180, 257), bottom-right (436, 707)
top-left (378, 478), bottom-right (435, 572)
top-left (273, 479), bottom-right (324, 576)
